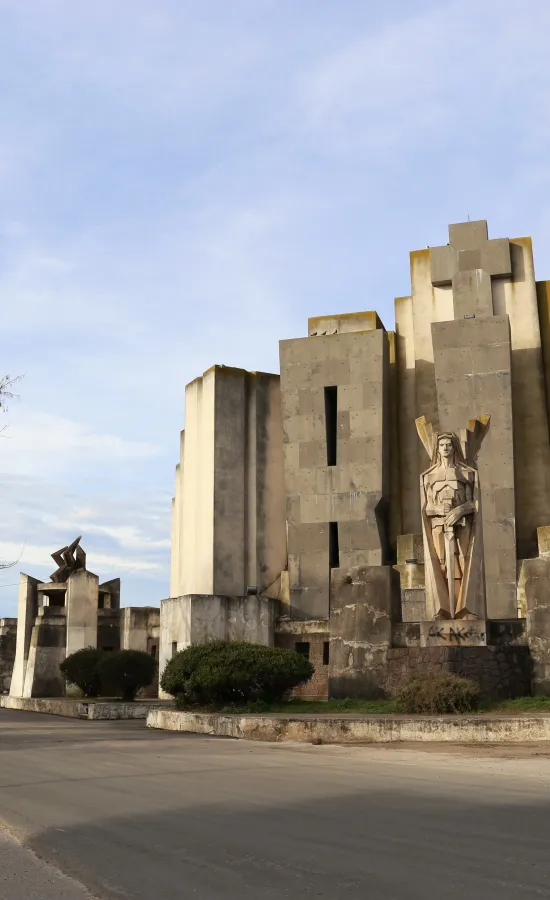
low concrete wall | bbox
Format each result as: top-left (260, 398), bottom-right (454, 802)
top-left (146, 709), bottom-right (550, 743)
top-left (1, 696), bottom-right (171, 720)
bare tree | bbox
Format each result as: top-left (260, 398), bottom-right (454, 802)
top-left (0, 374), bottom-right (23, 569)
top-left (0, 374), bottom-right (22, 418)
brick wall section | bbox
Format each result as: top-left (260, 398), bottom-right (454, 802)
top-left (387, 647), bottom-right (531, 700)
top-left (276, 632), bottom-right (329, 699)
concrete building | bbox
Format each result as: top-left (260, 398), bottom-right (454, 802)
top-left (159, 365), bottom-right (285, 693)
top-left (159, 219), bottom-right (550, 699)
top-left (8, 538), bottom-right (159, 698)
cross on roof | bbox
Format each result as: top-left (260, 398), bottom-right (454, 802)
top-left (429, 220), bottom-right (511, 318)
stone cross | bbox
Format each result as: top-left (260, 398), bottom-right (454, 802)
top-left (429, 220), bottom-right (511, 318)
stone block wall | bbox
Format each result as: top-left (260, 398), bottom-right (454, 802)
top-left (279, 325), bottom-right (390, 620)
top-left (386, 646), bottom-right (531, 700)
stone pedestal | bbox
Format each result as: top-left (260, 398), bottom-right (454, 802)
top-left (419, 619), bottom-right (487, 648)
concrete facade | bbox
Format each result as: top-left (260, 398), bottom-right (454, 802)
top-left (158, 218), bottom-right (550, 700)
top-left (158, 594), bottom-right (275, 697)
top-left (279, 324), bottom-right (390, 620)
top-left (170, 366), bottom-right (286, 600)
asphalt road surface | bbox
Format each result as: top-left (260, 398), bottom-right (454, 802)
top-left (1, 709), bottom-right (550, 899)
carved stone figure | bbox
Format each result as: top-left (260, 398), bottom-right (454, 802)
top-left (416, 416), bottom-right (490, 619)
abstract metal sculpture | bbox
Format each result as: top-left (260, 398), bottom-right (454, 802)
top-left (50, 536), bottom-right (87, 583)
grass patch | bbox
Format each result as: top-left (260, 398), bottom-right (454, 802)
top-left (488, 696), bottom-right (550, 712)
top-left (187, 695), bottom-right (550, 716)
top-left (211, 698), bottom-right (400, 715)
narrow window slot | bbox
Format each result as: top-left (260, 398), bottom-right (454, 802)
top-left (323, 641), bottom-right (330, 665)
top-left (329, 522), bottom-right (340, 569)
top-left (324, 386), bottom-right (338, 466)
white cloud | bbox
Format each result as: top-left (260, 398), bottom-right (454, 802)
top-left (299, 0), bottom-right (550, 157)
top-left (0, 410), bottom-right (160, 480)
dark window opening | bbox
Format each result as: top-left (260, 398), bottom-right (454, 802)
top-left (103, 646), bottom-right (114, 652)
top-left (150, 644), bottom-right (157, 659)
top-left (329, 521), bottom-right (340, 569)
top-left (171, 641), bottom-right (178, 658)
top-left (295, 641), bottom-right (310, 660)
top-left (324, 386), bottom-right (338, 466)
top-left (323, 641), bottom-right (330, 665)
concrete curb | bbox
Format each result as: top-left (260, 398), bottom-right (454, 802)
top-left (146, 709), bottom-right (550, 743)
top-left (1, 696), bottom-right (171, 720)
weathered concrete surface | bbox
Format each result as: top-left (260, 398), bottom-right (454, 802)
top-left (524, 551), bottom-right (550, 694)
top-left (158, 594), bottom-right (275, 697)
top-left (9, 573), bottom-right (40, 698)
top-left (147, 709), bottom-right (550, 743)
top-left (171, 366), bottom-right (286, 600)
top-left (66, 570), bottom-right (99, 658)
top-left (279, 326), bottom-right (390, 620)
top-left (0, 618), bottom-right (16, 693)
top-left (2, 709), bottom-right (550, 899)
top-left (0, 696), bottom-right (170, 719)
top-left (329, 565), bottom-right (397, 698)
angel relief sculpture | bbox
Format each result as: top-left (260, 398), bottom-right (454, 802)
top-left (416, 416), bottom-right (490, 620)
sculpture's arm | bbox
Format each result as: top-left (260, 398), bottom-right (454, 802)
top-left (444, 501), bottom-right (475, 527)
top-left (424, 483), bottom-right (448, 517)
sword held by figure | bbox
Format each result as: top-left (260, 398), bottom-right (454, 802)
top-left (444, 523), bottom-right (456, 619)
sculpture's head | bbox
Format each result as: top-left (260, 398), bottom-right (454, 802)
top-left (432, 432), bottom-right (464, 467)
top-left (438, 434), bottom-right (454, 462)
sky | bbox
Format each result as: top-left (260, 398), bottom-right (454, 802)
top-left (1, 0), bottom-right (550, 616)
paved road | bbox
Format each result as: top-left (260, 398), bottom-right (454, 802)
top-left (1, 709), bottom-right (550, 899)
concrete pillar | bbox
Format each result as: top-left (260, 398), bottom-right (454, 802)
top-left (329, 566), bottom-right (398, 698)
top-left (22, 607), bottom-right (67, 698)
top-left (279, 322), bottom-right (390, 620)
top-left (431, 316), bottom-right (516, 619)
top-left (65, 570), bottom-right (98, 656)
top-left (171, 367), bottom-right (286, 600)
top-left (9, 573), bottom-right (39, 697)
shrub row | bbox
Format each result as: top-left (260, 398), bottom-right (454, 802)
top-left (60, 647), bottom-right (156, 701)
top-left (64, 640), bottom-right (481, 714)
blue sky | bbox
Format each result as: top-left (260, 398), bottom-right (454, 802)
top-left (1, 0), bottom-right (550, 616)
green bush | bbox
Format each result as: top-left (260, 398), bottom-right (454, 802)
top-left (97, 649), bottom-right (156, 702)
top-left (60, 647), bottom-right (104, 697)
top-left (160, 640), bottom-right (315, 708)
top-left (397, 672), bottom-right (481, 714)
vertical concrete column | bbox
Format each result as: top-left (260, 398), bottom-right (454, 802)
top-left (65, 570), bottom-right (99, 656)
top-left (181, 373), bottom-right (216, 595)
top-left (431, 316), bottom-right (516, 618)
top-left (212, 369), bottom-right (246, 595)
top-left (280, 322), bottom-right (390, 621)
top-left (329, 565), bottom-right (397, 698)
top-left (246, 373), bottom-right (286, 598)
top-left (9, 573), bottom-right (39, 697)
